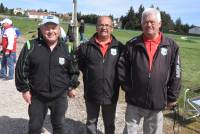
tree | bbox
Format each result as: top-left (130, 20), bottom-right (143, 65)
top-left (135, 4), bottom-right (144, 30)
top-left (182, 24), bottom-right (190, 33)
top-left (175, 18), bottom-right (183, 33)
top-left (160, 11), bottom-right (174, 32)
top-left (137, 5), bottom-right (144, 23)
top-left (0, 3), bottom-right (5, 13)
top-left (120, 6), bottom-right (139, 30)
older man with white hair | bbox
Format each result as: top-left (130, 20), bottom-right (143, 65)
top-left (118, 8), bottom-right (181, 134)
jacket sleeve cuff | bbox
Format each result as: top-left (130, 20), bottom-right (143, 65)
top-left (69, 79), bottom-right (80, 88)
top-left (21, 89), bottom-right (30, 93)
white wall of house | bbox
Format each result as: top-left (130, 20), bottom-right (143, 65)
top-left (189, 27), bottom-right (200, 35)
top-left (28, 14), bottom-right (44, 19)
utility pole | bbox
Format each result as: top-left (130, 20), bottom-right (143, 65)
top-left (72, 0), bottom-right (79, 50)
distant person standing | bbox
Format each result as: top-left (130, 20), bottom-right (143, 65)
top-left (76, 16), bottom-right (124, 134)
top-left (79, 19), bottom-right (85, 41)
top-left (0, 18), bottom-right (17, 80)
top-left (118, 8), bottom-right (181, 134)
top-left (0, 23), bottom-right (3, 63)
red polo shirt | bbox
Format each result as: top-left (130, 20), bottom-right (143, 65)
top-left (143, 32), bottom-right (162, 71)
top-left (95, 36), bottom-right (112, 57)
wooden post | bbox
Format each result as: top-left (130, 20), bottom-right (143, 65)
top-left (72, 0), bottom-right (79, 50)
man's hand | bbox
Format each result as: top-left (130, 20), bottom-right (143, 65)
top-left (166, 101), bottom-right (177, 110)
top-left (22, 91), bottom-right (32, 104)
top-left (67, 89), bottom-right (77, 98)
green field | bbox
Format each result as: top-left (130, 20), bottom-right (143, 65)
top-left (12, 17), bottom-right (200, 104)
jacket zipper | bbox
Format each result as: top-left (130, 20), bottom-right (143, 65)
top-left (145, 73), bottom-right (151, 108)
top-left (102, 55), bottom-right (105, 103)
top-left (144, 45), bottom-right (160, 108)
top-left (49, 50), bottom-right (52, 92)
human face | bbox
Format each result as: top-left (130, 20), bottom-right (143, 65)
top-left (2, 23), bottom-right (9, 28)
top-left (40, 23), bottom-right (60, 45)
top-left (96, 17), bottom-right (113, 39)
top-left (142, 14), bottom-right (161, 39)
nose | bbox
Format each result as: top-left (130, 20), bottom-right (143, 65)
top-left (146, 22), bottom-right (151, 26)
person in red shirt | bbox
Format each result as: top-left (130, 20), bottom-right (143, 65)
top-left (118, 8), bottom-right (181, 134)
top-left (0, 18), bottom-right (17, 80)
top-left (76, 16), bottom-right (124, 134)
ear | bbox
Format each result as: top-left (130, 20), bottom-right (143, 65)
top-left (158, 21), bottom-right (162, 28)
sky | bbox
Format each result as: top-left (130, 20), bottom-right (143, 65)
top-left (1, 0), bottom-right (200, 26)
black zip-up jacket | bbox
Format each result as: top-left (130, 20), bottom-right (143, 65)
top-left (76, 33), bottom-right (124, 104)
top-left (15, 38), bottom-right (80, 99)
top-left (118, 34), bottom-right (181, 110)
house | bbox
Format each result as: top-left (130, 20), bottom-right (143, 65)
top-left (13, 8), bottom-right (25, 15)
top-left (189, 26), bottom-right (200, 35)
top-left (25, 10), bottom-right (50, 19)
top-left (113, 18), bottom-right (122, 29)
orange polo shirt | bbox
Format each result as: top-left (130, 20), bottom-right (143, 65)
top-left (143, 32), bottom-right (162, 71)
top-left (95, 36), bottom-right (112, 57)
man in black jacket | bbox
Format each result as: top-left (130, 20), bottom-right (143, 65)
top-left (76, 16), bottom-right (124, 134)
top-left (118, 8), bottom-right (181, 134)
top-left (15, 16), bottom-right (79, 134)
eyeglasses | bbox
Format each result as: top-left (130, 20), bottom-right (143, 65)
top-left (143, 21), bottom-right (157, 26)
top-left (97, 24), bottom-right (113, 29)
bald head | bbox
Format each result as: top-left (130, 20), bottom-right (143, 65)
top-left (97, 16), bottom-right (113, 26)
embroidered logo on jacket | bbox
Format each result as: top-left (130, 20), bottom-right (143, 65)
top-left (59, 57), bottom-right (65, 65)
top-left (161, 48), bottom-right (168, 56)
top-left (111, 48), bottom-right (117, 56)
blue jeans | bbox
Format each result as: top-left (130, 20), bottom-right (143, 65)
top-left (0, 52), bottom-right (16, 79)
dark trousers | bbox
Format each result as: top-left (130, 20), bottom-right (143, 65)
top-left (28, 94), bottom-right (67, 134)
top-left (86, 101), bottom-right (117, 134)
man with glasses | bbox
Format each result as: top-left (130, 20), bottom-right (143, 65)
top-left (118, 8), bottom-right (181, 134)
top-left (76, 16), bottom-right (124, 134)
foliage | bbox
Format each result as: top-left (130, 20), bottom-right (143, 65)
top-left (119, 4), bottom-right (191, 34)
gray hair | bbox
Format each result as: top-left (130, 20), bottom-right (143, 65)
top-left (141, 8), bottom-right (161, 24)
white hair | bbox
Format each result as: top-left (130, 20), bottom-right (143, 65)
top-left (141, 8), bottom-right (161, 24)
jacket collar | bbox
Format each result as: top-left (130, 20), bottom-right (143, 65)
top-left (89, 33), bottom-right (119, 48)
top-left (134, 33), bottom-right (171, 48)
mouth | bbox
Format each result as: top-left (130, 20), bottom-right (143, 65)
top-left (100, 30), bottom-right (107, 33)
